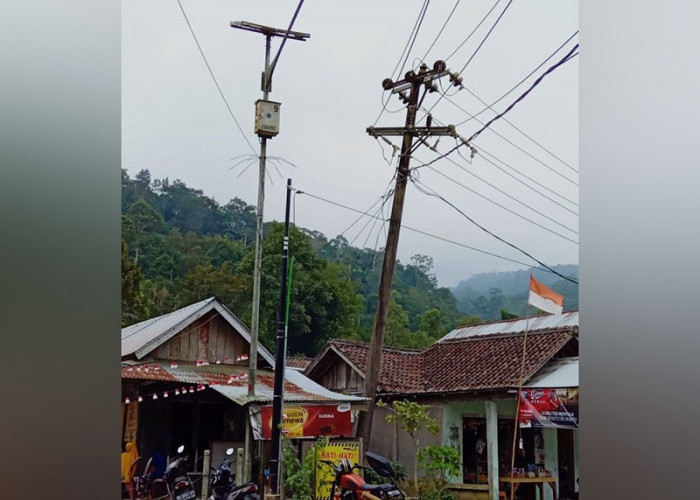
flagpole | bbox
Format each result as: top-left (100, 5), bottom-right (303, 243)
top-left (509, 276), bottom-right (532, 500)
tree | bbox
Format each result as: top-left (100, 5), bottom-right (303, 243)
top-left (418, 446), bottom-right (461, 499)
top-left (378, 399), bottom-right (440, 492)
top-left (127, 199), bottom-right (163, 264)
top-left (121, 239), bottom-right (147, 326)
top-left (419, 308), bottom-right (445, 338)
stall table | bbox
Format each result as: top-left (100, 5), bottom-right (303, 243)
top-left (499, 476), bottom-right (557, 500)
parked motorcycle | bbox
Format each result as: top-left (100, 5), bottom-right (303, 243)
top-left (320, 452), bottom-right (405, 500)
top-left (164, 445), bottom-right (196, 500)
top-left (207, 448), bottom-right (259, 500)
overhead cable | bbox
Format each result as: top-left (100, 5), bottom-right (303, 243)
top-left (175, 0), bottom-right (256, 154)
top-left (410, 178), bottom-right (579, 284)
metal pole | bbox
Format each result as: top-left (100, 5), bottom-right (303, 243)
top-left (249, 34), bottom-right (273, 397)
top-left (269, 179), bottom-right (293, 494)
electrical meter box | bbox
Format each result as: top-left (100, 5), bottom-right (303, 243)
top-left (254, 99), bottom-right (281, 138)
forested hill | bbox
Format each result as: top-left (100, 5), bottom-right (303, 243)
top-left (452, 265), bottom-right (579, 320)
top-left (121, 169), bottom-right (464, 356)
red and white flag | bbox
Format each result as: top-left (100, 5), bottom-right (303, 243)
top-left (528, 276), bottom-right (564, 315)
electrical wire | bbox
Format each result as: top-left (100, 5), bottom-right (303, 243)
top-left (421, 0), bottom-right (461, 63)
top-left (456, 0), bottom-right (514, 74)
top-left (374, 0), bottom-right (432, 127)
top-left (441, 95), bottom-right (579, 185)
top-left (467, 45), bottom-right (579, 143)
top-left (420, 0), bottom-right (513, 122)
top-left (416, 139), bottom-right (580, 224)
top-left (417, 162), bottom-right (578, 244)
top-left (410, 177), bottom-right (579, 284)
top-left (294, 188), bottom-right (576, 281)
top-left (175, 0), bottom-right (256, 154)
top-left (456, 30), bottom-right (578, 126)
top-left (444, 0), bottom-right (503, 62)
top-left (396, 0), bottom-right (432, 80)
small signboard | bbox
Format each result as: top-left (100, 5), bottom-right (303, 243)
top-left (519, 388), bottom-right (579, 429)
top-left (257, 404), bottom-right (352, 439)
top-left (315, 440), bottom-right (361, 500)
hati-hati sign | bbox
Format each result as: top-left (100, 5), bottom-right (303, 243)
top-left (252, 403), bottom-right (353, 440)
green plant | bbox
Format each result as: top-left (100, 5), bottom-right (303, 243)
top-left (364, 459), bottom-right (408, 484)
top-left (418, 446), bottom-right (461, 500)
top-left (281, 437), bottom-right (328, 500)
top-left (377, 399), bottom-right (440, 492)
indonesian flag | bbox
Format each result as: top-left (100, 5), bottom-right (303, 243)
top-left (528, 276), bottom-right (564, 314)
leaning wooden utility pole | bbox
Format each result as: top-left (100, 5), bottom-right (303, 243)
top-left (357, 61), bottom-right (458, 447)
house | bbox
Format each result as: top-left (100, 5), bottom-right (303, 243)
top-left (305, 312), bottom-right (579, 500)
top-left (121, 297), bottom-right (366, 484)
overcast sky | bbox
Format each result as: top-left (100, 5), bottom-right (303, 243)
top-left (122, 0), bottom-right (578, 288)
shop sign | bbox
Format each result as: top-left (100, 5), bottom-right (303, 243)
top-left (315, 440), bottom-right (361, 500)
top-left (519, 388), bottom-right (579, 429)
top-left (257, 403), bottom-right (352, 439)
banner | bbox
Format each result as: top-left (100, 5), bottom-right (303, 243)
top-left (256, 403), bottom-right (352, 440)
top-left (519, 388), bottom-right (579, 429)
top-left (315, 441), bottom-right (361, 500)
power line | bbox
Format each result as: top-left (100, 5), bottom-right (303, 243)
top-left (466, 45), bottom-right (579, 143)
top-left (415, 142), bottom-right (579, 234)
top-left (293, 188), bottom-right (575, 281)
top-left (444, 0), bottom-right (503, 62)
top-left (175, 0), bottom-right (256, 154)
top-left (396, 0), bottom-right (432, 80)
top-left (421, 0), bottom-right (461, 62)
top-left (374, 0), bottom-right (432, 127)
top-left (442, 94), bottom-right (579, 186)
top-left (410, 178), bottom-right (579, 284)
top-left (456, 30), bottom-right (578, 127)
top-left (456, 0), bottom-right (514, 74)
top-left (417, 162), bottom-right (579, 244)
top-left (421, 0), bottom-right (513, 122)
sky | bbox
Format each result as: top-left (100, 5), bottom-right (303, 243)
top-left (122, 0), bottom-right (578, 288)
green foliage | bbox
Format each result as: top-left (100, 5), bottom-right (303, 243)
top-left (378, 399), bottom-right (440, 491)
top-left (281, 437), bottom-right (327, 500)
top-left (120, 169), bottom-right (464, 348)
top-left (121, 239), bottom-right (147, 326)
top-left (418, 446), bottom-right (461, 500)
top-left (364, 459), bottom-right (408, 484)
top-left (456, 315), bottom-right (483, 327)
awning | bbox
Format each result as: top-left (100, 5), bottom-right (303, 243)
top-left (525, 357), bottom-right (578, 388)
top-left (121, 360), bottom-right (367, 406)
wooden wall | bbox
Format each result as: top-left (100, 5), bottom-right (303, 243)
top-left (317, 352), bottom-right (363, 394)
top-left (151, 312), bottom-right (254, 364)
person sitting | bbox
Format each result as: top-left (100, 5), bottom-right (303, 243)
top-left (121, 441), bottom-right (139, 500)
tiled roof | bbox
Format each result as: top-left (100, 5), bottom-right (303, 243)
top-left (286, 356), bottom-right (313, 370)
top-left (307, 328), bottom-right (576, 395)
top-left (121, 360), bottom-right (367, 405)
top-left (422, 330), bottom-right (574, 392)
top-left (323, 340), bottom-right (424, 393)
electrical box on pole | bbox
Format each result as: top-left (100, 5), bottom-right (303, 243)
top-left (255, 99), bottom-right (281, 138)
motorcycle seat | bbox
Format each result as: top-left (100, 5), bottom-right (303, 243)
top-left (360, 483), bottom-right (394, 492)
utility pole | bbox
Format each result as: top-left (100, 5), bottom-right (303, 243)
top-left (357, 61), bottom-right (458, 448)
top-left (229, 20), bottom-right (309, 484)
top-left (269, 179), bottom-right (293, 495)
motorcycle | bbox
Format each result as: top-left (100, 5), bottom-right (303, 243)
top-left (207, 448), bottom-right (259, 500)
top-left (320, 452), bottom-right (406, 500)
top-left (164, 445), bottom-right (197, 500)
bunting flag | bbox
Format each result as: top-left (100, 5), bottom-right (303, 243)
top-left (528, 276), bottom-right (565, 315)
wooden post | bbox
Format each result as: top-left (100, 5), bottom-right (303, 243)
top-left (202, 449), bottom-right (211, 500)
top-left (236, 447), bottom-right (245, 485)
top-left (485, 401), bottom-right (500, 500)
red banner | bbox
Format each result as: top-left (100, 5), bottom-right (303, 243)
top-left (259, 404), bottom-right (352, 439)
top-left (519, 388), bottom-right (579, 429)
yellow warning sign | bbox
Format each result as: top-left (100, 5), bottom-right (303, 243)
top-left (315, 441), bottom-right (361, 500)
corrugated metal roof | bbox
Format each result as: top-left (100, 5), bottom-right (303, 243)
top-left (120, 297), bottom-right (275, 366)
top-left (439, 311), bottom-right (579, 341)
top-left (122, 361), bottom-right (367, 406)
top-left (525, 357), bottom-right (578, 388)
